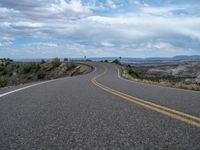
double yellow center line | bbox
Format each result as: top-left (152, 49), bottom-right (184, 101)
top-left (91, 66), bottom-right (200, 128)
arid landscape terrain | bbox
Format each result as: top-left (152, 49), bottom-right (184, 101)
top-left (0, 58), bottom-right (92, 88)
top-left (122, 59), bottom-right (200, 91)
top-left (132, 61), bottom-right (200, 84)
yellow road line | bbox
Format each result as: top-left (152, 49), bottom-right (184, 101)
top-left (91, 66), bottom-right (200, 128)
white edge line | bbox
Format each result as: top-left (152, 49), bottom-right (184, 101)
top-left (0, 78), bottom-right (62, 98)
top-left (116, 66), bottom-right (200, 93)
top-left (0, 64), bottom-right (97, 98)
top-left (93, 66), bottom-right (97, 73)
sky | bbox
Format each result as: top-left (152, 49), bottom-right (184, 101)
top-left (0, 0), bottom-right (200, 58)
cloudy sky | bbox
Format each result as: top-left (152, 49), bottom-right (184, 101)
top-left (0, 0), bottom-right (200, 58)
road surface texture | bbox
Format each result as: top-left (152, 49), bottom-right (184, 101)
top-left (0, 62), bottom-right (200, 150)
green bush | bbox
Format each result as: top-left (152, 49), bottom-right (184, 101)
top-left (0, 78), bottom-right (8, 87)
top-left (27, 76), bottom-right (32, 80)
top-left (64, 58), bottom-right (68, 62)
top-left (37, 71), bottom-right (46, 79)
top-left (101, 60), bottom-right (109, 63)
top-left (41, 59), bottom-right (46, 64)
top-left (51, 58), bottom-right (61, 68)
top-left (22, 63), bottom-right (38, 73)
top-left (9, 72), bottom-right (12, 77)
top-left (0, 66), bottom-right (4, 72)
top-left (23, 64), bottom-right (33, 73)
top-left (1, 70), bottom-right (7, 75)
top-left (0, 58), bottom-right (13, 66)
top-left (0, 58), bottom-right (13, 62)
top-left (36, 64), bottom-right (41, 71)
top-left (112, 59), bottom-right (121, 65)
top-left (16, 64), bottom-right (20, 68)
top-left (126, 65), bottom-right (139, 78)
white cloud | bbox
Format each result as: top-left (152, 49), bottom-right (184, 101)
top-left (86, 14), bottom-right (200, 41)
top-left (106, 0), bottom-right (117, 9)
top-left (12, 21), bottom-right (44, 28)
top-left (48, 0), bottom-right (91, 16)
top-left (101, 42), bottom-right (114, 47)
top-left (0, 0), bottom-right (200, 58)
top-left (142, 6), bottom-right (181, 16)
top-left (153, 42), bottom-right (173, 49)
top-left (23, 42), bottom-right (58, 47)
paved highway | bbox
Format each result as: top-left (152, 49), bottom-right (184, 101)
top-left (0, 62), bottom-right (200, 149)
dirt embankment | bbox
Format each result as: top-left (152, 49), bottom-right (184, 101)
top-left (0, 59), bottom-right (92, 88)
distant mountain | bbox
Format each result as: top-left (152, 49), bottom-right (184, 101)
top-left (172, 55), bottom-right (200, 60)
top-left (122, 55), bottom-right (200, 63)
top-left (12, 55), bottom-right (200, 62)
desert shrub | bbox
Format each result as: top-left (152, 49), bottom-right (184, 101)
top-left (27, 76), bottom-right (32, 80)
top-left (23, 64), bottom-right (33, 73)
top-left (37, 71), bottom-right (46, 79)
top-left (0, 58), bottom-right (13, 66)
top-left (15, 64), bottom-right (20, 68)
top-left (126, 65), bottom-right (139, 78)
top-left (5, 61), bottom-right (10, 66)
top-left (22, 63), bottom-right (38, 73)
top-left (9, 72), bottom-right (12, 77)
top-left (112, 59), bottom-right (121, 65)
top-left (140, 76), bottom-right (159, 82)
top-left (0, 58), bottom-right (13, 62)
top-left (4, 58), bottom-right (13, 62)
top-left (64, 58), bottom-right (68, 61)
top-left (41, 59), bottom-right (46, 64)
top-left (1, 70), bottom-right (7, 75)
top-left (101, 60), bottom-right (109, 63)
top-left (0, 66), bottom-right (4, 72)
top-left (173, 82), bottom-right (200, 91)
top-left (0, 78), bottom-right (8, 87)
top-left (86, 59), bottom-right (92, 62)
top-left (36, 64), bottom-right (41, 71)
top-left (126, 65), bottom-right (134, 73)
top-left (51, 58), bottom-right (61, 68)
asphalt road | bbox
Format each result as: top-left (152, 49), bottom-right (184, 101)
top-left (0, 62), bottom-right (200, 150)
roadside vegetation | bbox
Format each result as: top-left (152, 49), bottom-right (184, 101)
top-left (121, 64), bottom-right (200, 91)
top-left (99, 58), bottom-right (200, 91)
top-left (0, 58), bottom-right (92, 88)
top-left (100, 60), bottom-right (109, 63)
top-left (100, 59), bottom-right (121, 64)
top-left (112, 59), bottom-right (121, 65)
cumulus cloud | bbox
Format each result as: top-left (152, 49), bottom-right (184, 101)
top-left (22, 42), bottom-right (58, 47)
top-left (0, 0), bottom-right (200, 58)
top-left (101, 42), bottom-right (114, 47)
top-left (105, 0), bottom-right (117, 9)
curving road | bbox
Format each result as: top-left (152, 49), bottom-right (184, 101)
top-left (0, 62), bottom-right (200, 149)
